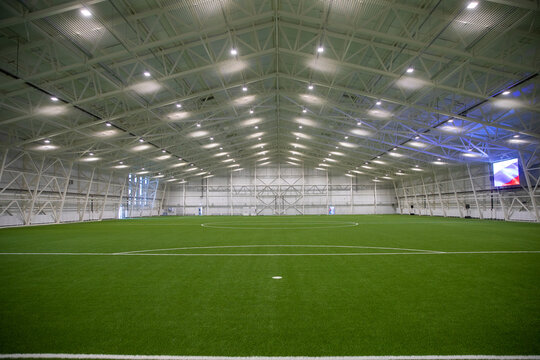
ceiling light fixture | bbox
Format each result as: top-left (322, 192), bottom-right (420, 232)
top-left (230, 48), bottom-right (238, 55)
top-left (317, 46), bottom-right (324, 53)
top-left (376, 101), bottom-right (381, 105)
top-left (51, 97), bottom-right (58, 102)
top-left (467, 1), bottom-right (478, 9)
top-left (406, 67), bottom-right (414, 73)
top-left (143, 71), bottom-right (151, 77)
top-left (502, 91), bottom-right (510, 95)
top-left (176, 103), bottom-right (182, 108)
top-left (80, 8), bottom-right (92, 17)
top-left (105, 122), bottom-right (112, 127)
top-left (242, 86), bottom-right (248, 92)
top-left (308, 84), bottom-right (314, 90)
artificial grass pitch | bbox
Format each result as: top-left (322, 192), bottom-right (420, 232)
top-left (0, 215), bottom-right (539, 356)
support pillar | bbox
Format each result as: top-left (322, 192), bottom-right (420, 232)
top-left (374, 181), bottom-right (378, 215)
top-left (99, 171), bottom-right (113, 221)
top-left (26, 157), bottom-right (46, 225)
top-left (519, 152), bottom-right (539, 222)
top-left (467, 164), bottom-right (483, 219)
top-left (421, 176), bottom-right (433, 216)
top-left (80, 168), bottom-right (95, 222)
top-left (392, 181), bottom-right (402, 214)
top-left (57, 161), bottom-right (73, 223)
top-left (432, 171), bottom-right (447, 217)
top-left (447, 168), bottom-right (463, 218)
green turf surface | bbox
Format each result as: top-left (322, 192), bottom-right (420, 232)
top-left (0, 215), bottom-right (539, 356)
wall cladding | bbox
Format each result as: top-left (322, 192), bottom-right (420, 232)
top-left (394, 162), bottom-right (540, 222)
top-left (0, 150), bottom-right (163, 227)
top-left (163, 166), bottom-right (397, 216)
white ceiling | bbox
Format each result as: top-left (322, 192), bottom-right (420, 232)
top-left (0, 0), bottom-right (538, 181)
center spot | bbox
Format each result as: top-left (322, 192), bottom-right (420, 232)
top-left (272, 276), bottom-right (282, 279)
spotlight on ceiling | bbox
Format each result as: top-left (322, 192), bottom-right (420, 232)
top-left (80, 8), bottom-right (92, 17)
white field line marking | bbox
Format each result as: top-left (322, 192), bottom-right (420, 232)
top-left (0, 354), bottom-right (539, 360)
top-left (114, 244), bottom-right (441, 255)
top-left (1, 251), bottom-right (540, 256)
top-left (106, 224), bottom-right (201, 226)
top-left (200, 221), bottom-right (358, 224)
top-left (201, 221), bottom-right (358, 230)
top-left (0, 252), bottom-right (113, 256)
top-left (203, 221), bottom-right (357, 224)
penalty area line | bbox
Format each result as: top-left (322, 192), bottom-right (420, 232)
top-left (0, 354), bottom-right (539, 360)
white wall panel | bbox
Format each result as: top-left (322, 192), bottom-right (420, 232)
top-left (394, 161), bottom-right (540, 222)
top-left (163, 166), bottom-right (397, 216)
top-left (0, 149), bottom-right (164, 227)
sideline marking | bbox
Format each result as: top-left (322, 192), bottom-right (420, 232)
top-left (1, 251), bottom-right (540, 256)
top-left (0, 354), bottom-right (539, 360)
top-left (115, 244), bottom-right (442, 255)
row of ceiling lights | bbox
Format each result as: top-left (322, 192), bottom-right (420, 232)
top-left (42, 0), bottom-right (514, 182)
top-left (40, 75), bottom-right (523, 181)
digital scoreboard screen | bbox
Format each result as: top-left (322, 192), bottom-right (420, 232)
top-left (493, 158), bottom-right (519, 187)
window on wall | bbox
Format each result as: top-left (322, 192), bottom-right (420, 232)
top-left (128, 173), bottom-right (159, 209)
